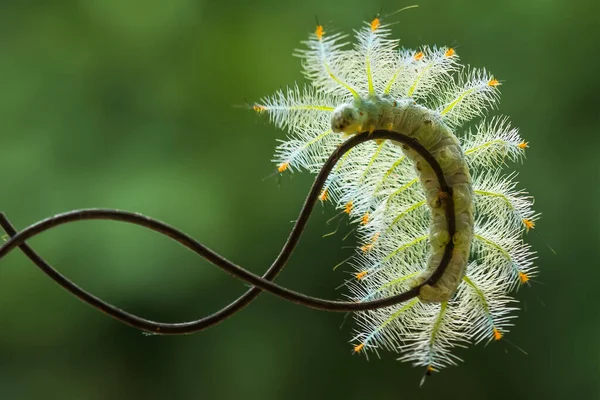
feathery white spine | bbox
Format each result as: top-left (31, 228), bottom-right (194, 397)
top-left (402, 46), bottom-right (459, 101)
top-left (273, 130), bottom-right (342, 173)
top-left (473, 217), bottom-right (537, 290)
top-left (256, 85), bottom-right (339, 131)
top-left (351, 298), bottom-right (420, 357)
top-left (354, 19), bottom-right (399, 95)
top-left (330, 141), bottom-right (412, 216)
top-left (383, 49), bottom-right (419, 95)
top-left (397, 299), bottom-right (471, 369)
top-left (462, 116), bottom-right (528, 168)
top-left (473, 170), bottom-right (539, 232)
top-left (461, 264), bottom-right (520, 344)
top-left (438, 68), bottom-right (501, 128)
top-left (295, 26), bottom-right (358, 98)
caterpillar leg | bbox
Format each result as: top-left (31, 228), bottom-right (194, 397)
top-left (418, 282), bottom-right (453, 303)
top-left (410, 266), bottom-right (454, 303)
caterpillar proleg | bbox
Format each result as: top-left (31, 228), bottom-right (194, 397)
top-left (254, 15), bottom-right (538, 372)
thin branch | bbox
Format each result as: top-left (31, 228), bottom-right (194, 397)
top-left (0, 130), bottom-right (455, 334)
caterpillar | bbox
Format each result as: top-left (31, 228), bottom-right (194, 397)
top-left (253, 16), bottom-right (538, 373)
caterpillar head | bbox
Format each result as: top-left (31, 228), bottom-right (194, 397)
top-left (331, 103), bottom-right (367, 134)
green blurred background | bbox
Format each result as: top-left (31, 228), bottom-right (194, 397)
top-left (0, 0), bottom-right (597, 398)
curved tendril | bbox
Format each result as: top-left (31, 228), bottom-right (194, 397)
top-left (0, 130), bottom-right (455, 335)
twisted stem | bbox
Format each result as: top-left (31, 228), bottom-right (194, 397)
top-left (0, 130), bottom-right (455, 334)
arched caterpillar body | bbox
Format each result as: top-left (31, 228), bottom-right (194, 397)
top-left (254, 17), bottom-right (538, 372)
top-left (331, 97), bottom-right (473, 302)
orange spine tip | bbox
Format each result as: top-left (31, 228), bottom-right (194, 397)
top-left (344, 201), bottom-right (353, 214)
top-left (319, 189), bottom-right (329, 202)
top-left (444, 48), bottom-right (456, 57)
top-left (518, 141), bottom-right (529, 149)
top-left (488, 78), bottom-right (500, 87)
top-left (414, 51), bottom-right (424, 61)
top-left (493, 328), bottom-right (503, 341)
top-left (278, 162), bottom-right (289, 173)
top-left (370, 18), bottom-right (381, 32)
top-left (361, 212), bottom-right (370, 225)
top-left (355, 271), bottom-right (368, 280)
top-left (427, 365), bottom-right (435, 373)
top-left (354, 343), bottom-right (364, 353)
top-left (519, 271), bottom-right (530, 284)
top-left (523, 218), bottom-right (535, 232)
top-left (253, 104), bottom-right (266, 113)
top-left (315, 25), bottom-right (324, 40)
top-left (361, 232), bottom-right (380, 253)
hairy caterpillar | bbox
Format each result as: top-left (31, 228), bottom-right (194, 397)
top-left (0, 11), bottom-right (539, 386)
top-left (254, 16), bottom-right (538, 372)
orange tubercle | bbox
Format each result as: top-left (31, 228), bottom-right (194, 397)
top-left (361, 232), bottom-right (380, 253)
top-left (444, 48), bottom-right (455, 57)
top-left (278, 162), bottom-right (289, 173)
top-left (523, 218), bottom-right (535, 232)
top-left (344, 201), bottom-right (353, 214)
top-left (493, 328), bottom-right (503, 341)
top-left (319, 188), bottom-right (329, 202)
top-left (370, 18), bottom-right (381, 32)
top-left (253, 104), bottom-right (266, 113)
top-left (355, 271), bottom-right (368, 280)
top-left (488, 78), bottom-right (500, 87)
top-left (414, 51), bottom-right (424, 61)
top-left (354, 343), bottom-right (364, 353)
top-left (519, 271), bottom-right (530, 284)
top-left (361, 212), bottom-right (370, 225)
top-left (315, 25), bottom-right (324, 40)
top-left (518, 141), bottom-right (529, 149)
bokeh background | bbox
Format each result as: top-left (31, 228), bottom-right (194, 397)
top-left (0, 0), bottom-right (598, 398)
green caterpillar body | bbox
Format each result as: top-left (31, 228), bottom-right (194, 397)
top-left (331, 96), bottom-right (474, 302)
